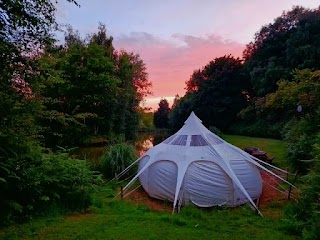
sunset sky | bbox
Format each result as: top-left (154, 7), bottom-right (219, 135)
top-left (56, 0), bottom-right (319, 110)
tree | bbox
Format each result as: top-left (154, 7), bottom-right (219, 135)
top-left (0, 0), bottom-right (82, 225)
top-left (266, 69), bottom-right (320, 116)
top-left (265, 69), bottom-right (320, 172)
top-left (38, 25), bottom-right (152, 146)
top-left (185, 69), bottom-right (206, 93)
top-left (90, 23), bottom-right (114, 59)
top-left (169, 93), bottom-right (194, 130)
top-left (243, 6), bottom-right (320, 97)
top-left (190, 55), bottom-right (250, 130)
top-left (154, 99), bottom-right (170, 128)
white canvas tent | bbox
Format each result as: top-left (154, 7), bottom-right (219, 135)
top-left (120, 112), bottom-right (293, 215)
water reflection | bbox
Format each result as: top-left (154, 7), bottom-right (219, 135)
top-left (135, 135), bottom-right (154, 157)
top-left (75, 131), bottom-right (170, 162)
top-left (134, 131), bottom-right (170, 156)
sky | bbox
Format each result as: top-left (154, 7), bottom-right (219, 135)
top-left (56, 0), bottom-right (319, 110)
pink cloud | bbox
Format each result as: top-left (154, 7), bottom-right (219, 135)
top-left (114, 32), bottom-right (245, 110)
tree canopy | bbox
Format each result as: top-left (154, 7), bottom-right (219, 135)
top-left (154, 99), bottom-right (170, 128)
top-left (0, 1), bottom-right (152, 224)
top-left (243, 6), bottom-right (320, 97)
top-left (172, 55), bottom-right (250, 130)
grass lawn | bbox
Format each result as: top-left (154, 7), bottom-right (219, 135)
top-left (222, 134), bottom-right (288, 169)
top-left (0, 135), bottom-right (298, 240)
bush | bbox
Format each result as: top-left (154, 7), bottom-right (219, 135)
top-left (227, 119), bottom-right (285, 139)
top-left (283, 144), bottom-right (320, 239)
top-left (0, 152), bottom-right (94, 226)
top-left (208, 126), bottom-right (223, 137)
top-left (283, 117), bottom-right (318, 174)
top-left (100, 143), bottom-right (138, 179)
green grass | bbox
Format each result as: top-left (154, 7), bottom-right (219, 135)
top-left (0, 189), bottom-right (298, 240)
top-left (222, 134), bottom-right (288, 169)
top-left (0, 135), bottom-right (298, 240)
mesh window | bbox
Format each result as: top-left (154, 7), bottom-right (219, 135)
top-left (171, 135), bottom-right (188, 146)
top-left (206, 133), bottom-right (223, 145)
top-left (163, 135), bottom-right (176, 144)
top-left (190, 135), bottom-right (209, 146)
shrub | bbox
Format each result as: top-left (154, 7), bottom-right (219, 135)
top-left (283, 144), bottom-right (320, 239)
top-left (283, 107), bottom-right (320, 174)
top-left (208, 126), bottom-right (223, 137)
top-left (100, 143), bottom-right (138, 179)
top-left (0, 152), bottom-right (94, 226)
top-left (227, 119), bottom-right (285, 139)
top-left (283, 117), bottom-right (318, 174)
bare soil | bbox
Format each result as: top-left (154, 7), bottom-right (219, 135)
top-left (260, 170), bottom-right (287, 204)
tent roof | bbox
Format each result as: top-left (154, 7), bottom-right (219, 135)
top-left (163, 111), bottom-right (223, 147)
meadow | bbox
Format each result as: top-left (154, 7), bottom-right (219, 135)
top-left (0, 135), bottom-right (298, 240)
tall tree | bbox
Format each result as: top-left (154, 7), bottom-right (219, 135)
top-left (38, 25), bottom-right (152, 146)
top-left (90, 23), bottom-right (114, 59)
top-left (169, 93), bottom-right (194, 130)
top-left (154, 99), bottom-right (170, 128)
top-left (243, 6), bottom-right (320, 97)
top-left (0, 0), bottom-right (80, 224)
top-left (190, 55), bottom-right (250, 130)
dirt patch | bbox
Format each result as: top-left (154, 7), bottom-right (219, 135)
top-left (124, 187), bottom-right (172, 212)
top-left (64, 212), bottom-right (96, 222)
top-left (259, 170), bottom-right (288, 204)
top-left (124, 170), bottom-right (290, 212)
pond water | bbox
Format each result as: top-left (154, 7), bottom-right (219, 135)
top-left (74, 131), bottom-right (170, 165)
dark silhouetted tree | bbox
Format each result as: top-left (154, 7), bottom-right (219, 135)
top-left (243, 6), bottom-right (320, 97)
top-left (154, 99), bottom-right (170, 128)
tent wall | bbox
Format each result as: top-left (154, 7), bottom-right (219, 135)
top-left (230, 160), bottom-right (262, 205)
top-left (139, 159), bottom-right (178, 201)
top-left (182, 161), bottom-right (233, 207)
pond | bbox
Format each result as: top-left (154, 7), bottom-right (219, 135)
top-left (74, 131), bottom-right (170, 166)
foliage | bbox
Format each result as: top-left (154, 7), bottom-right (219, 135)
top-left (100, 143), bottom-right (138, 178)
top-left (243, 6), bottom-right (320, 97)
top-left (171, 55), bottom-right (250, 131)
top-left (38, 24), bottom-right (151, 147)
top-left (283, 144), bottom-right (320, 239)
top-left (282, 108), bottom-right (320, 174)
top-left (0, 0), bottom-right (83, 226)
top-left (154, 98), bottom-right (171, 128)
top-left (138, 109), bottom-right (154, 130)
top-left (231, 68), bottom-right (320, 138)
top-left (266, 69), bottom-right (320, 117)
top-left (228, 95), bottom-right (286, 138)
top-left (0, 152), bottom-right (94, 226)
top-left (228, 119), bottom-right (285, 139)
top-left (263, 69), bottom-right (320, 172)
top-left (0, 0), bottom-right (78, 51)
top-left (208, 126), bottom-right (222, 137)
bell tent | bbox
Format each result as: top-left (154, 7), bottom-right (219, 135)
top-left (120, 112), bottom-right (292, 215)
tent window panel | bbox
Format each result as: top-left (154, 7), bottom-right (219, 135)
top-left (190, 135), bottom-right (209, 146)
top-left (163, 135), bottom-right (176, 144)
top-left (206, 133), bottom-right (223, 145)
top-left (171, 135), bottom-right (188, 146)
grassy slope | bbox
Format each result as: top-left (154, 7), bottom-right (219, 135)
top-left (0, 135), bottom-right (297, 240)
top-left (222, 134), bottom-right (288, 169)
